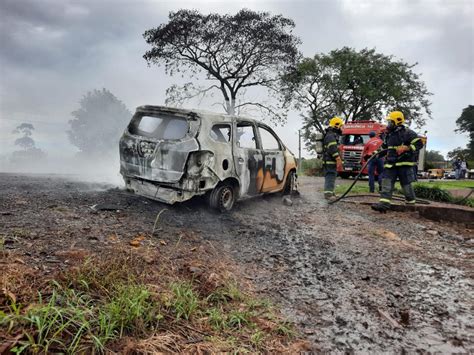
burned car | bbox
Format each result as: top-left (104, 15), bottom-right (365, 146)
top-left (119, 106), bottom-right (297, 211)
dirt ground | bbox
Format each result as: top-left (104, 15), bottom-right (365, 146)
top-left (1, 173), bottom-right (473, 352)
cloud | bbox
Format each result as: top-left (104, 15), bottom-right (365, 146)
top-left (0, 0), bottom-right (473, 161)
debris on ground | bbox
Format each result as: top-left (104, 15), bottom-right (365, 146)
top-left (282, 196), bottom-right (293, 206)
top-left (0, 173), bottom-right (472, 352)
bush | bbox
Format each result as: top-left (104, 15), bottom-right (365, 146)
top-left (300, 158), bottom-right (323, 176)
top-left (413, 184), bottom-right (453, 202)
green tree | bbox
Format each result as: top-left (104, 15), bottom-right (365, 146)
top-left (143, 9), bottom-right (300, 122)
top-left (425, 150), bottom-right (444, 163)
top-left (13, 123), bottom-right (35, 149)
top-left (455, 105), bottom-right (474, 159)
top-left (447, 147), bottom-right (470, 161)
top-left (11, 123), bottom-right (46, 162)
top-left (282, 47), bottom-right (432, 150)
top-left (67, 89), bottom-right (132, 156)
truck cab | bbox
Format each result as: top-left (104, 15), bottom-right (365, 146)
top-left (337, 120), bottom-right (386, 178)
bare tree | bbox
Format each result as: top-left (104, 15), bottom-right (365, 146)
top-left (143, 9), bottom-right (300, 122)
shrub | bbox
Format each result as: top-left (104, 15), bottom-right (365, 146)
top-left (300, 158), bottom-right (323, 176)
top-left (413, 184), bottom-right (453, 202)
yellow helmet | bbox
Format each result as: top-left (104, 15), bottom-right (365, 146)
top-left (329, 116), bottom-right (344, 129)
top-left (386, 111), bottom-right (405, 126)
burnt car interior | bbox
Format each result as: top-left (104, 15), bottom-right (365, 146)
top-left (129, 113), bottom-right (189, 140)
top-left (210, 124), bottom-right (231, 143)
top-left (236, 123), bottom-right (257, 148)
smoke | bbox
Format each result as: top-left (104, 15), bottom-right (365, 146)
top-left (0, 152), bottom-right (124, 187)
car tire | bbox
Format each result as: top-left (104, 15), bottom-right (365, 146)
top-left (283, 170), bottom-right (297, 195)
top-left (209, 182), bottom-right (235, 212)
top-left (339, 172), bottom-right (350, 179)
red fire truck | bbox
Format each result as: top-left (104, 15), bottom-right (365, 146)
top-left (336, 120), bottom-right (427, 178)
top-left (337, 120), bottom-right (386, 178)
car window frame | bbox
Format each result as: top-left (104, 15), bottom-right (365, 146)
top-left (257, 124), bottom-right (282, 151)
top-left (236, 121), bottom-right (259, 150)
top-left (209, 123), bottom-right (232, 144)
top-left (128, 113), bottom-right (190, 141)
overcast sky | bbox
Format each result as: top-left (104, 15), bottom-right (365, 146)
top-left (0, 0), bottom-right (473, 162)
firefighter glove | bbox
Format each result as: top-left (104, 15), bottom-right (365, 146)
top-left (396, 145), bottom-right (410, 155)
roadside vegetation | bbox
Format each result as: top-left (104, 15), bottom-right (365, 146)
top-left (334, 179), bottom-right (474, 207)
top-left (1, 250), bottom-right (302, 353)
top-left (299, 158), bottom-right (323, 176)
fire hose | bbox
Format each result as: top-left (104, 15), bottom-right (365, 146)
top-left (328, 149), bottom-right (430, 205)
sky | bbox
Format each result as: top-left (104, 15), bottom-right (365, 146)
top-left (0, 0), bottom-right (473, 165)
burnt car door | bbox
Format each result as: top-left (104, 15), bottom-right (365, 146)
top-left (233, 121), bottom-right (264, 197)
top-left (257, 125), bottom-right (286, 193)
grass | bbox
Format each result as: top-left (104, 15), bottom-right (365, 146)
top-left (417, 180), bottom-right (474, 189)
top-left (1, 280), bottom-right (158, 354)
top-left (334, 182), bottom-right (373, 195)
top-left (169, 281), bottom-right (199, 320)
top-left (333, 178), bottom-right (474, 207)
top-left (1, 252), bottom-right (300, 353)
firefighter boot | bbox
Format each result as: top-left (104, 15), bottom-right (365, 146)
top-left (402, 184), bottom-right (416, 205)
top-left (324, 192), bottom-right (336, 201)
top-left (371, 202), bottom-right (390, 213)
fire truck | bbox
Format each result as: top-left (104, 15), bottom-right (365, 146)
top-left (336, 120), bottom-right (427, 178)
top-left (336, 121), bottom-right (385, 178)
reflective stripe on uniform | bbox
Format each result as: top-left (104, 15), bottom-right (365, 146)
top-left (411, 138), bottom-right (421, 144)
top-left (379, 198), bottom-right (391, 204)
top-left (324, 161), bottom-right (336, 164)
top-left (406, 200), bottom-right (416, 204)
top-left (384, 163), bottom-right (394, 168)
top-left (395, 161), bottom-right (416, 166)
top-left (410, 144), bottom-right (416, 151)
top-left (332, 152), bottom-right (339, 157)
top-left (325, 141), bottom-right (337, 148)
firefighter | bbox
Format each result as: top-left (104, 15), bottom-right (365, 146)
top-left (323, 116), bottom-right (344, 200)
top-left (371, 111), bottom-right (424, 213)
top-left (362, 130), bottom-right (384, 193)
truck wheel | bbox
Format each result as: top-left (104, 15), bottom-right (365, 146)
top-left (339, 172), bottom-right (350, 179)
top-left (209, 182), bottom-right (235, 212)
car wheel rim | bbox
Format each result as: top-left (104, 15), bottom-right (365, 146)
top-left (220, 188), bottom-right (233, 209)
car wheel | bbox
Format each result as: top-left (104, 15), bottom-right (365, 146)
top-left (283, 170), bottom-right (297, 195)
top-left (209, 182), bottom-right (235, 212)
top-left (339, 172), bottom-right (350, 179)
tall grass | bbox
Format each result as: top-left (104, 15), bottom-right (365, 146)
top-left (1, 282), bottom-right (157, 354)
top-left (1, 256), bottom-right (298, 353)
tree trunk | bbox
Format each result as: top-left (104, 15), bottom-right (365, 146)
top-left (225, 99), bottom-right (235, 115)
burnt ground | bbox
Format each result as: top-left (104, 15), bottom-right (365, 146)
top-left (1, 173), bottom-right (473, 352)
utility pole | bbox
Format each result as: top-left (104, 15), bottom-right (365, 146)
top-left (298, 129), bottom-right (301, 173)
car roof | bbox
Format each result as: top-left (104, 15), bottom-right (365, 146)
top-left (135, 105), bottom-right (289, 151)
top-left (136, 105), bottom-right (269, 126)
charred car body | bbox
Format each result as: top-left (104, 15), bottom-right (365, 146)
top-left (119, 106), bottom-right (297, 211)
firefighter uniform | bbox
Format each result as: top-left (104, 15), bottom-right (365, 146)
top-left (372, 112), bottom-right (424, 212)
top-left (323, 126), bottom-right (342, 199)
